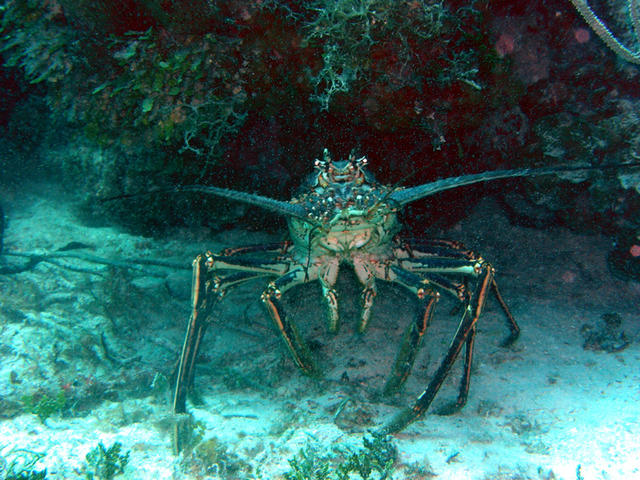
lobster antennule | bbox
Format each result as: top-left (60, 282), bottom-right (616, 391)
top-left (388, 162), bottom-right (640, 206)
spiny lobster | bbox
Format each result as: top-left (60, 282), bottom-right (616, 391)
top-left (170, 149), bottom-right (637, 451)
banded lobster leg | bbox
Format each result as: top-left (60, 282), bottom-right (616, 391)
top-left (380, 250), bottom-right (510, 434)
top-left (380, 266), bottom-right (440, 396)
top-left (378, 240), bottom-right (518, 401)
top-left (261, 257), bottom-right (339, 377)
top-left (400, 241), bottom-right (519, 413)
top-left (398, 238), bottom-right (519, 345)
top-left (173, 243), bottom-right (290, 452)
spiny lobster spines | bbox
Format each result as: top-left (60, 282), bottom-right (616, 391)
top-left (294, 149), bottom-right (393, 223)
top-left (313, 148), bottom-right (368, 187)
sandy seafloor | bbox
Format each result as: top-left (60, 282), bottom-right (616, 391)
top-left (0, 181), bottom-right (639, 480)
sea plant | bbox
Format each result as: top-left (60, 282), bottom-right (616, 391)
top-left (0, 447), bottom-right (47, 480)
top-left (0, 0), bottom-right (76, 85)
top-left (4, 470), bottom-right (48, 480)
top-left (285, 446), bottom-right (331, 480)
top-left (84, 441), bottom-right (130, 480)
top-left (285, 432), bottom-right (397, 480)
top-left (21, 392), bottom-right (66, 423)
top-left (336, 433), bottom-right (397, 479)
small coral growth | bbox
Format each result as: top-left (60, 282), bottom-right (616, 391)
top-left (84, 441), bottom-right (130, 480)
top-left (285, 432), bottom-right (397, 480)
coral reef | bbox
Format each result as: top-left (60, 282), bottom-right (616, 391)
top-left (0, 2), bottom-right (498, 187)
top-left (0, 0), bottom-right (639, 238)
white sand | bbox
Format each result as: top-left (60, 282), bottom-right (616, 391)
top-left (0, 183), bottom-right (638, 479)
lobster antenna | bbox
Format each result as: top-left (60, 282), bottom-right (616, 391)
top-left (389, 162), bottom-right (640, 206)
top-left (364, 159), bottom-right (436, 217)
top-left (103, 185), bottom-right (310, 221)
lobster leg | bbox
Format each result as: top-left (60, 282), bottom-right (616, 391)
top-left (173, 254), bottom-right (214, 417)
top-left (353, 256), bottom-right (378, 333)
top-left (173, 268), bottom-right (263, 452)
top-left (317, 257), bottom-right (340, 333)
top-left (262, 268), bottom-right (321, 377)
top-left (492, 278), bottom-right (519, 346)
top-left (173, 268), bottom-right (263, 414)
top-left (173, 244), bottom-right (290, 414)
top-left (380, 260), bottom-right (494, 434)
top-left (173, 243), bottom-right (290, 453)
top-left (399, 239), bottom-right (520, 346)
top-left (381, 266), bottom-right (439, 395)
top-left (435, 322), bottom-right (477, 415)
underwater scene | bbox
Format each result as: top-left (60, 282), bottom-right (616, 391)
top-left (1, 1), bottom-right (640, 479)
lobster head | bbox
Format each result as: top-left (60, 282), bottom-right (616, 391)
top-left (314, 149), bottom-right (369, 188)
